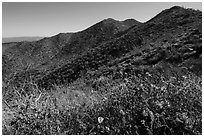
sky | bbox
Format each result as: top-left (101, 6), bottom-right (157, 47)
top-left (2, 2), bottom-right (202, 38)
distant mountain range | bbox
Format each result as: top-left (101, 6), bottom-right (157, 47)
top-left (2, 36), bottom-right (44, 43)
top-left (2, 6), bottom-right (202, 88)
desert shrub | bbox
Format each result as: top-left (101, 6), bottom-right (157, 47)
top-left (2, 64), bottom-right (202, 134)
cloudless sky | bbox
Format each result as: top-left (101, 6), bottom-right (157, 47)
top-left (2, 2), bottom-right (202, 38)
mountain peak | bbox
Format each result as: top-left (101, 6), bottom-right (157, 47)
top-left (104, 18), bottom-right (116, 21)
top-left (146, 5), bottom-right (201, 23)
top-left (169, 5), bottom-right (184, 10)
top-left (123, 19), bottom-right (137, 22)
top-left (102, 18), bottom-right (119, 24)
top-left (122, 19), bottom-right (141, 26)
top-left (164, 5), bottom-right (186, 14)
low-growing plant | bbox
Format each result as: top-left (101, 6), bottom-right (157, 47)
top-left (2, 63), bottom-right (202, 135)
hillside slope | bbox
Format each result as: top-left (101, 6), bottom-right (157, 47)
top-left (34, 6), bottom-right (202, 89)
top-left (2, 33), bottom-right (72, 81)
top-left (3, 18), bottom-right (141, 82)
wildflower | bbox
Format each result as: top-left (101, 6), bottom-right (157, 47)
top-left (120, 109), bottom-right (125, 115)
top-left (155, 101), bottom-right (164, 109)
top-left (150, 84), bottom-right (155, 88)
top-left (98, 117), bottom-right (104, 124)
top-left (161, 86), bottom-right (166, 91)
top-left (146, 72), bottom-right (151, 77)
top-left (142, 109), bottom-right (148, 117)
top-left (105, 126), bottom-right (110, 131)
top-left (182, 75), bottom-right (187, 79)
top-left (141, 120), bottom-right (145, 125)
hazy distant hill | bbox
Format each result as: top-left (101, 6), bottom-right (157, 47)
top-left (2, 36), bottom-right (44, 43)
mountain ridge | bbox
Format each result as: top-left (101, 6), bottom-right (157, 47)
top-left (3, 6), bottom-right (202, 88)
top-left (36, 6), bottom-right (202, 89)
top-left (2, 36), bottom-right (44, 43)
top-left (3, 18), bottom-right (142, 81)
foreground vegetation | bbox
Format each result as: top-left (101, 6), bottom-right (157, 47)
top-left (2, 63), bottom-right (202, 135)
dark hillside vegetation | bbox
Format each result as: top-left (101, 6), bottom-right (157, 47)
top-left (3, 18), bottom-right (140, 83)
top-left (2, 6), bottom-right (202, 135)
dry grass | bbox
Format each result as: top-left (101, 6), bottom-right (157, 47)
top-left (2, 65), bottom-right (202, 134)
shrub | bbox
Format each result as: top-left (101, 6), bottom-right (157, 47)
top-left (2, 64), bottom-right (202, 134)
